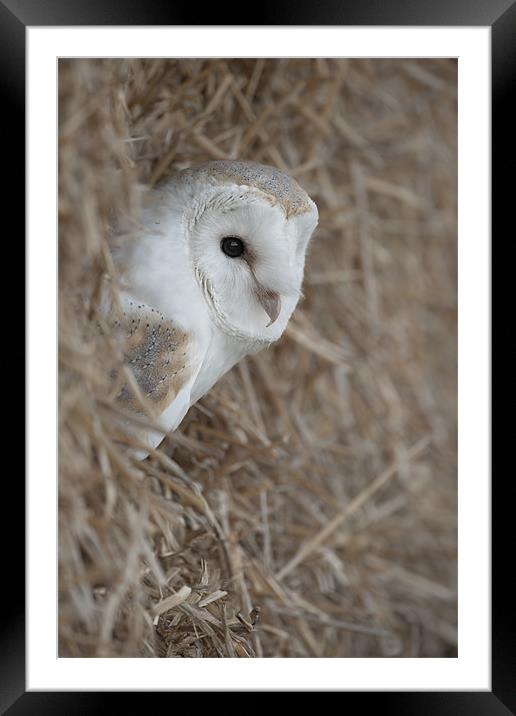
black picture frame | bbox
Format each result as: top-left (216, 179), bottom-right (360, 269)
top-left (9, 0), bottom-right (507, 712)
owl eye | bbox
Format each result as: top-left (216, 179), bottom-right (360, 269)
top-left (220, 236), bottom-right (245, 258)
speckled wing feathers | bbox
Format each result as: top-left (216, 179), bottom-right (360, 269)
top-left (110, 298), bottom-right (194, 424)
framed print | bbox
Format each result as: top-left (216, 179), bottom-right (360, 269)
top-left (11, 0), bottom-right (509, 711)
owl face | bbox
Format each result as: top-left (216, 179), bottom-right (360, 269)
top-left (177, 162), bottom-right (318, 343)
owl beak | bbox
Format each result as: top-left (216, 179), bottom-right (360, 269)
top-left (254, 283), bottom-right (281, 327)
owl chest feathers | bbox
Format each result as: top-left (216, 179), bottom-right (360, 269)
top-left (114, 218), bottom-right (258, 434)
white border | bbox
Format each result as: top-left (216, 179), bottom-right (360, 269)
top-left (27, 27), bottom-right (490, 690)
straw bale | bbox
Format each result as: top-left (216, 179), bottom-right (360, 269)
top-left (59, 58), bottom-right (457, 658)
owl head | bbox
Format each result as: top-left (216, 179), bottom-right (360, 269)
top-left (165, 160), bottom-right (318, 344)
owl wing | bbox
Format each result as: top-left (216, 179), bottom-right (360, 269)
top-left (110, 293), bottom-right (206, 455)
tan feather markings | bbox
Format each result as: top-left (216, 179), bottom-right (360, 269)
top-left (112, 304), bottom-right (191, 417)
top-left (181, 160), bottom-right (314, 218)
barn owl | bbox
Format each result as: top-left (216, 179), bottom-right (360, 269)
top-left (108, 160), bottom-right (318, 456)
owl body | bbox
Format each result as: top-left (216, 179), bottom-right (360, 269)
top-left (111, 161), bottom-right (318, 455)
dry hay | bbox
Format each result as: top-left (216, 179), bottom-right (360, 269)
top-left (58, 58), bottom-right (457, 658)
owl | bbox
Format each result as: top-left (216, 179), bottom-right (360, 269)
top-left (108, 160), bottom-right (318, 457)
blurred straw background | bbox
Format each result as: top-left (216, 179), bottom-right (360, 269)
top-left (58, 58), bottom-right (457, 658)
